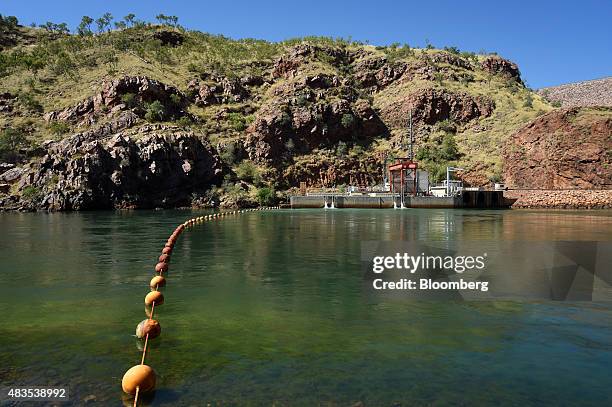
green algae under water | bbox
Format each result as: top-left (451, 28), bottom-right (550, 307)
top-left (1, 209), bottom-right (612, 406)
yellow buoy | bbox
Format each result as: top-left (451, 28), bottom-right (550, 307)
top-left (145, 290), bottom-right (164, 306)
top-left (121, 364), bottom-right (156, 394)
top-left (136, 319), bottom-right (161, 339)
top-left (150, 275), bottom-right (166, 289)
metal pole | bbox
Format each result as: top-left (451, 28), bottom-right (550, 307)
top-left (446, 166), bottom-right (450, 197)
top-left (408, 109), bottom-right (413, 161)
top-left (400, 168), bottom-right (404, 207)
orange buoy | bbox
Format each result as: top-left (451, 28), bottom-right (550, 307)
top-left (136, 319), bottom-right (161, 339)
top-left (155, 262), bottom-right (168, 273)
top-left (121, 364), bottom-right (156, 394)
top-left (150, 275), bottom-right (166, 289)
top-left (145, 290), bottom-right (164, 306)
top-left (162, 247), bottom-right (172, 255)
top-left (159, 254), bottom-right (170, 263)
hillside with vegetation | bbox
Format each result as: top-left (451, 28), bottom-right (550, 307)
top-left (0, 13), bottom-right (607, 210)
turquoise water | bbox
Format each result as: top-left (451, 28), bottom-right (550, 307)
top-left (1, 209), bottom-right (612, 406)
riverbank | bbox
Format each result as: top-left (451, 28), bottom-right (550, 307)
top-left (506, 189), bottom-right (612, 209)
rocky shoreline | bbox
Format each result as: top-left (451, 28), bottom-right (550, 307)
top-left (505, 190), bottom-right (612, 209)
top-left (0, 129), bottom-right (223, 211)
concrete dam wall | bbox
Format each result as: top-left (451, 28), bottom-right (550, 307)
top-left (290, 191), bottom-right (510, 209)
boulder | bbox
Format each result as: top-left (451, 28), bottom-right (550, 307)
top-left (0, 167), bottom-right (24, 183)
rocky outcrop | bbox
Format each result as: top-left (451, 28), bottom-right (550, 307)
top-left (244, 97), bottom-right (387, 164)
top-left (44, 76), bottom-right (187, 125)
top-left (272, 44), bottom-right (350, 79)
top-left (353, 56), bottom-right (408, 90)
top-left (0, 92), bottom-right (16, 114)
top-left (380, 88), bottom-right (495, 128)
top-left (283, 151), bottom-right (383, 188)
top-left (429, 51), bottom-right (472, 70)
top-left (187, 77), bottom-right (249, 106)
top-left (481, 55), bottom-right (521, 82)
top-left (503, 107), bottom-right (612, 189)
top-left (3, 128), bottom-right (223, 210)
top-left (153, 30), bottom-right (184, 46)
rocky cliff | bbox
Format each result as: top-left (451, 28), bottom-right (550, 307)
top-left (0, 126), bottom-right (222, 210)
top-left (503, 107), bottom-right (612, 189)
top-left (0, 22), bottom-right (609, 210)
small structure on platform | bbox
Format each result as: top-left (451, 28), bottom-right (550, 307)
top-left (290, 109), bottom-right (513, 209)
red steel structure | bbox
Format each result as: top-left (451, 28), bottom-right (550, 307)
top-left (388, 158), bottom-right (418, 198)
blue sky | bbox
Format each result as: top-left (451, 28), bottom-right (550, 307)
top-left (2, 0), bottom-right (610, 88)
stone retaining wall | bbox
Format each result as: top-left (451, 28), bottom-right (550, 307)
top-left (506, 190), bottom-right (612, 209)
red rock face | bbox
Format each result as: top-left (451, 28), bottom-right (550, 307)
top-left (380, 88), bottom-right (495, 128)
top-left (502, 107), bottom-right (612, 189)
top-left (481, 55), bottom-right (521, 82)
top-left (44, 76), bottom-right (187, 124)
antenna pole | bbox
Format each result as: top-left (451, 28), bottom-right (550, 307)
top-left (408, 109), bottom-right (414, 161)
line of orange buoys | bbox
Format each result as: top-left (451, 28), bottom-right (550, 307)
top-left (121, 207), bottom-right (280, 406)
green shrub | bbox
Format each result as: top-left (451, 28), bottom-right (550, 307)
top-left (121, 93), bottom-right (138, 108)
top-left (489, 173), bottom-right (502, 183)
top-left (340, 113), bottom-right (355, 128)
top-left (170, 93), bottom-right (182, 107)
top-left (48, 121), bottom-right (70, 137)
top-left (0, 127), bottom-right (30, 162)
top-left (523, 93), bottom-right (533, 109)
top-left (220, 142), bottom-right (239, 165)
top-left (235, 160), bottom-right (260, 184)
top-left (144, 100), bottom-right (166, 122)
top-left (278, 111), bottom-right (292, 127)
top-left (436, 119), bottom-right (456, 133)
top-left (336, 141), bottom-right (348, 157)
top-left (416, 133), bottom-right (460, 162)
top-left (443, 46), bottom-right (460, 55)
top-left (256, 187), bottom-right (276, 206)
top-left (21, 185), bottom-right (43, 202)
top-left (176, 115), bottom-right (193, 127)
top-left (51, 52), bottom-right (77, 78)
top-left (227, 112), bottom-right (248, 131)
top-left (18, 93), bottom-right (43, 113)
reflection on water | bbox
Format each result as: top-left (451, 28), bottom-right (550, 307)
top-left (1, 209), bottom-right (612, 406)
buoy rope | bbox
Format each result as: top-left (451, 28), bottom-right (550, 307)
top-left (126, 207), bottom-right (280, 406)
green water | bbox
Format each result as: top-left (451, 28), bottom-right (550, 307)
top-left (1, 209), bottom-right (612, 406)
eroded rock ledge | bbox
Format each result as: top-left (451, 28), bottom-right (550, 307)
top-left (0, 129), bottom-right (222, 211)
